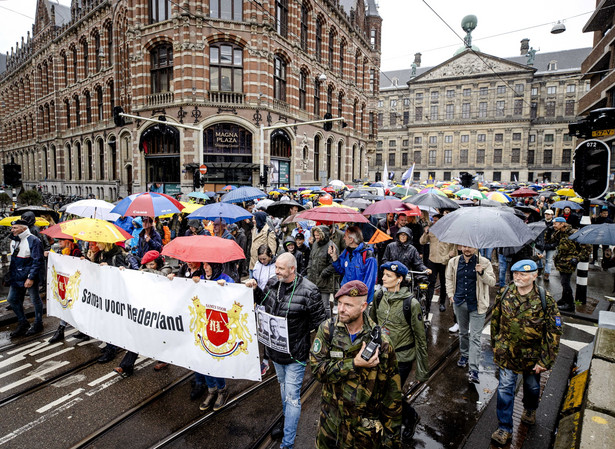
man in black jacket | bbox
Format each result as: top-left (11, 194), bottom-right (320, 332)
top-left (246, 252), bottom-right (326, 449)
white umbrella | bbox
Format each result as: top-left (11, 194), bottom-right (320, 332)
top-left (329, 180), bottom-right (346, 189)
top-left (65, 199), bottom-right (121, 221)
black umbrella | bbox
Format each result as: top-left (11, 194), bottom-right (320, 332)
top-left (479, 198), bottom-right (505, 207)
top-left (569, 223), bottom-right (615, 245)
top-left (342, 198), bottom-right (372, 210)
top-left (266, 200), bottom-right (305, 218)
top-left (404, 192), bottom-right (460, 210)
top-left (347, 190), bottom-right (384, 201)
top-left (429, 206), bottom-right (535, 249)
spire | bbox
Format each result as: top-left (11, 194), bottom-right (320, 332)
top-left (366, 0), bottom-right (379, 17)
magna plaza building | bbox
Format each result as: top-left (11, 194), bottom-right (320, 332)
top-left (375, 41), bottom-right (591, 184)
top-left (0, 0), bottom-right (382, 199)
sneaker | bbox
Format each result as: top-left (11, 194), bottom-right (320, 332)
top-left (468, 370), bottom-right (479, 384)
top-left (449, 323), bottom-right (459, 333)
top-left (199, 388), bottom-right (218, 411)
top-left (457, 356), bottom-right (468, 368)
top-left (25, 322), bottom-right (44, 336)
top-left (261, 360), bottom-right (269, 376)
top-left (491, 428), bottom-right (512, 446)
top-left (213, 387), bottom-right (229, 411)
top-left (521, 409), bottom-right (536, 425)
top-left (190, 383), bottom-right (207, 401)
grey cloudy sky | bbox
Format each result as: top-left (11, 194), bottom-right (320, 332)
top-left (0, 0), bottom-right (598, 72)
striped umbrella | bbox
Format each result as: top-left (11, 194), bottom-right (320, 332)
top-left (487, 192), bottom-right (513, 203)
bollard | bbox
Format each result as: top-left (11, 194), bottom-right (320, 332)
top-left (575, 258), bottom-right (589, 305)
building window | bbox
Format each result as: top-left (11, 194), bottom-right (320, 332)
top-left (326, 85), bottom-right (333, 114)
top-left (547, 86), bottom-right (557, 95)
top-left (431, 91), bottom-right (439, 100)
top-left (377, 100), bottom-right (383, 108)
top-left (95, 33), bottom-right (101, 72)
top-left (210, 43), bottom-right (243, 92)
top-left (446, 89), bottom-right (455, 98)
top-left (565, 100), bottom-right (575, 116)
top-left (479, 87), bottom-right (488, 96)
top-left (562, 148), bottom-right (571, 164)
top-left (497, 85), bottom-right (506, 95)
top-left (273, 55), bottom-right (286, 101)
top-left (561, 172), bottom-right (570, 182)
top-left (546, 101), bottom-right (556, 117)
top-left (566, 84), bottom-right (576, 93)
top-left (496, 101), bottom-right (505, 116)
top-left (389, 140), bottom-right (396, 148)
top-left (543, 149), bottom-right (553, 164)
top-left (106, 23), bottom-right (113, 67)
top-left (314, 135), bottom-right (320, 181)
top-left (529, 134), bottom-right (536, 143)
top-left (314, 78), bottom-right (321, 116)
top-left (514, 99), bottom-right (523, 115)
top-left (430, 105), bottom-right (438, 120)
top-left (429, 136), bottom-right (437, 144)
top-left (479, 102), bottom-right (487, 118)
top-left (510, 171), bottom-right (519, 182)
top-left (414, 136), bottom-right (422, 145)
top-left (493, 171), bottom-right (501, 181)
top-left (402, 139), bottom-right (409, 147)
top-left (390, 99), bottom-right (397, 108)
top-left (275, 0), bottom-right (288, 37)
top-left (403, 98), bottom-right (410, 106)
top-left (446, 104), bottom-right (454, 119)
top-left (414, 151), bottom-right (421, 164)
top-left (315, 19), bottom-right (322, 62)
top-left (462, 103), bottom-right (470, 119)
top-left (528, 149), bottom-right (535, 165)
top-left (370, 69), bottom-right (375, 93)
top-left (563, 134), bottom-right (573, 142)
top-left (460, 149), bottom-right (468, 164)
top-left (85, 91), bottom-right (92, 124)
top-left (96, 87), bottom-right (103, 120)
top-left (530, 102), bottom-right (537, 119)
top-left (298, 70), bottom-right (307, 110)
top-left (461, 135), bottom-right (469, 143)
top-left (416, 92), bottom-right (423, 101)
top-left (150, 44), bottom-right (173, 93)
top-left (72, 46), bottom-right (78, 83)
top-left (300, 3), bottom-right (308, 51)
top-left (544, 134), bottom-right (554, 142)
top-left (377, 113), bottom-right (383, 127)
top-left (389, 153), bottom-right (395, 166)
top-left (415, 106), bottom-right (423, 122)
top-left (531, 86), bottom-right (538, 96)
top-left (377, 141), bottom-right (383, 149)
top-left (75, 96), bottom-right (81, 126)
top-left (476, 149), bottom-right (485, 164)
top-left (62, 52), bottom-right (68, 87)
top-left (463, 88), bottom-right (471, 97)
top-left (65, 100), bottom-right (71, 129)
top-left (512, 132), bottom-right (521, 141)
top-left (477, 134), bottom-right (486, 142)
top-left (429, 150), bottom-right (436, 165)
top-left (402, 153), bottom-right (408, 165)
top-left (82, 41), bottom-right (89, 78)
top-left (390, 112), bottom-right (397, 126)
top-left (444, 135), bottom-right (453, 143)
top-left (209, 0), bottom-right (242, 20)
top-left (376, 153), bottom-right (382, 166)
top-left (403, 111), bottom-right (409, 125)
top-left (494, 149), bottom-right (502, 164)
top-left (328, 29), bottom-right (335, 69)
top-left (339, 41), bottom-right (345, 78)
top-left (495, 133), bottom-right (503, 142)
top-left (150, 0), bottom-right (171, 23)
top-left (515, 84), bottom-right (524, 94)
top-left (444, 150), bottom-right (452, 164)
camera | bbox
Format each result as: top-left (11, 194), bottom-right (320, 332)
top-left (361, 326), bottom-right (382, 361)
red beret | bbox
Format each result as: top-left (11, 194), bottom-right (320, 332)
top-left (141, 250), bottom-right (160, 265)
top-left (335, 280), bottom-right (368, 299)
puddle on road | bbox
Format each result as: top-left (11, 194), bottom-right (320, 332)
top-left (52, 374), bottom-right (87, 388)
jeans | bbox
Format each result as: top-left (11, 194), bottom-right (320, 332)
top-left (479, 248), bottom-right (493, 261)
top-left (273, 361), bottom-right (306, 449)
top-left (453, 301), bottom-right (485, 373)
top-left (496, 368), bottom-right (541, 432)
top-left (538, 249), bottom-right (555, 274)
top-left (194, 373), bottom-right (226, 390)
top-left (498, 254), bottom-right (511, 287)
top-left (559, 271), bottom-right (574, 305)
top-left (7, 283), bottom-right (43, 325)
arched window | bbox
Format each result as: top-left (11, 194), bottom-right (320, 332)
top-left (51, 145), bottom-right (57, 178)
top-left (315, 19), bottom-right (323, 62)
top-left (65, 99), bottom-right (71, 129)
top-left (72, 46), bottom-right (78, 83)
top-left (338, 91), bottom-right (344, 119)
top-left (82, 40), bottom-right (89, 78)
top-left (96, 86), bottom-right (104, 120)
top-left (339, 41), bottom-right (345, 78)
top-left (149, 0), bottom-right (171, 24)
top-left (98, 139), bottom-right (105, 180)
top-left (314, 135), bottom-right (320, 181)
top-left (151, 44), bottom-right (173, 94)
top-left (270, 130), bottom-right (291, 159)
top-left (326, 138), bottom-right (333, 180)
top-left (299, 70), bottom-right (307, 110)
top-left (210, 0), bottom-right (242, 20)
top-left (327, 85), bottom-right (333, 115)
top-left (94, 32), bottom-right (101, 72)
top-left (87, 141), bottom-right (93, 180)
top-left (328, 29), bottom-right (335, 70)
top-left (210, 43), bottom-right (243, 92)
top-left (106, 23), bottom-right (113, 67)
top-left (61, 52), bottom-right (68, 87)
top-left (74, 96), bottom-right (80, 127)
top-left (314, 78), bottom-right (321, 116)
top-left (85, 91), bottom-right (92, 123)
top-left (337, 141), bottom-right (343, 180)
top-left (275, 0), bottom-right (288, 37)
top-left (300, 3), bottom-right (308, 51)
top-left (76, 142), bottom-right (82, 180)
top-left (352, 144), bottom-right (357, 181)
top-left (273, 55), bottom-right (286, 102)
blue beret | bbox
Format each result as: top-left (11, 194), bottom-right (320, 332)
top-left (553, 217), bottom-right (566, 222)
top-left (381, 261), bottom-right (409, 277)
top-left (511, 259), bottom-right (538, 272)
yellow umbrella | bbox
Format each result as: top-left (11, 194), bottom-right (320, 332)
top-left (556, 188), bottom-right (576, 197)
top-left (0, 216), bottom-right (49, 227)
top-left (300, 190), bottom-right (313, 196)
top-left (159, 201), bottom-right (201, 218)
top-left (278, 186), bottom-right (289, 191)
top-left (59, 218), bottom-right (132, 243)
top-left (569, 197), bottom-right (584, 204)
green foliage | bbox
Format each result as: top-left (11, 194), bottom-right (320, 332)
top-left (18, 189), bottom-right (43, 206)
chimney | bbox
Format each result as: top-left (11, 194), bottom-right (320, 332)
top-left (414, 52), bottom-right (422, 67)
top-left (520, 38), bottom-right (530, 56)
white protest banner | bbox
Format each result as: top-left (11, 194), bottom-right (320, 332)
top-left (47, 252), bottom-right (260, 381)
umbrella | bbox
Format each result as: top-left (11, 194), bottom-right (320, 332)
top-left (221, 186), bottom-right (267, 203)
top-left (363, 199), bottom-right (412, 216)
top-left (188, 191), bottom-right (210, 200)
top-left (487, 192), bottom-right (512, 203)
top-left (509, 187), bottom-right (538, 198)
top-left (569, 224), bottom-right (615, 245)
top-left (161, 235), bottom-right (245, 263)
top-left (455, 189), bottom-right (487, 200)
top-left (346, 190), bottom-right (384, 201)
top-left (111, 192), bottom-right (183, 217)
top-left (255, 199), bottom-right (275, 211)
top-left (419, 188), bottom-right (447, 196)
top-left (551, 200), bottom-right (583, 210)
top-left (538, 191), bottom-right (558, 199)
top-left (429, 206), bottom-right (535, 249)
top-left (294, 206), bottom-right (369, 224)
top-left (223, 185), bottom-right (237, 191)
top-left (0, 216), bottom-right (50, 227)
top-left (64, 199), bottom-right (120, 221)
top-left (205, 191), bottom-right (216, 197)
top-left (329, 180), bottom-right (346, 189)
top-left (59, 218), bottom-right (133, 243)
top-left (187, 202), bottom-right (253, 224)
top-left (398, 204), bottom-right (421, 217)
top-left (556, 188), bottom-right (577, 197)
top-left (15, 206), bottom-right (59, 223)
top-left (527, 221), bottom-right (547, 239)
top-left (404, 192), bottom-right (460, 210)
top-left (278, 186), bottom-right (289, 191)
top-left (41, 222), bottom-right (75, 240)
top-left (266, 200), bottom-right (305, 218)
top-left (479, 198), bottom-right (505, 207)
top-left (389, 186), bottom-right (411, 197)
top-left (323, 186), bottom-right (336, 194)
top-left (342, 198), bottom-right (372, 210)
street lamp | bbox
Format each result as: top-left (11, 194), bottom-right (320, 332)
top-left (551, 21), bottom-right (566, 34)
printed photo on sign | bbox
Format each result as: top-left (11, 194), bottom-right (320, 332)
top-left (256, 309), bottom-right (290, 354)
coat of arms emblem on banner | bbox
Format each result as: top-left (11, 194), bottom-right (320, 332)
top-left (51, 266), bottom-right (82, 309)
top-left (189, 296), bottom-right (253, 358)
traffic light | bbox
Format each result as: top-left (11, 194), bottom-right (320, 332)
top-left (113, 106), bottom-right (126, 127)
top-left (323, 113), bottom-right (333, 131)
top-left (573, 139), bottom-right (611, 199)
top-left (459, 172), bottom-right (474, 188)
top-left (3, 163), bottom-right (22, 187)
top-left (569, 107), bottom-right (615, 138)
top-left (192, 170), bottom-right (201, 190)
top-left (259, 165), bottom-right (269, 188)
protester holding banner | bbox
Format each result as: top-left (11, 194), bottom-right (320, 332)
top-left (246, 252), bottom-right (327, 449)
top-left (136, 216), bottom-right (163, 258)
top-left (169, 261), bottom-right (205, 281)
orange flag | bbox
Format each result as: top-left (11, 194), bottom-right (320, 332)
top-left (368, 228), bottom-right (393, 245)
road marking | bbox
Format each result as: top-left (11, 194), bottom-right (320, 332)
top-left (0, 361), bottom-right (70, 392)
top-left (0, 363), bottom-right (32, 380)
top-left (87, 370), bottom-right (117, 387)
top-left (36, 388), bottom-right (85, 413)
top-left (86, 358), bottom-right (153, 396)
top-left (29, 342), bottom-right (63, 356)
top-left (77, 339), bottom-right (100, 347)
top-left (560, 338), bottom-right (590, 352)
top-left (35, 347), bottom-right (74, 363)
top-left (6, 341), bottom-right (43, 355)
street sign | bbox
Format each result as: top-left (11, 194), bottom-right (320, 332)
top-left (592, 129), bottom-right (615, 137)
top-left (573, 139), bottom-right (611, 200)
top-left (199, 164), bottom-right (208, 175)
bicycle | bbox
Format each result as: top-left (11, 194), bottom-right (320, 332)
top-left (408, 270), bottom-right (431, 328)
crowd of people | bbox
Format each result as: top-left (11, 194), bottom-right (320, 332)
top-left (5, 182), bottom-right (608, 448)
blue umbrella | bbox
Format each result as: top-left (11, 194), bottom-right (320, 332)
top-left (187, 203), bottom-right (253, 224)
top-left (570, 224), bottom-right (615, 245)
top-left (188, 191), bottom-right (210, 200)
top-left (551, 200), bottom-right (583, 210)
top-left (205, 191), bottom-right (216, 197)
top-left (221, 186), bottom-right (267, 203)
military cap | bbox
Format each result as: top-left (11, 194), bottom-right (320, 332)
top-left (511, 259), bottom-right (538, 272)
top-left (11, 219), bottom-right (29, 226)
top-left (553, 217), bottom-right (566, 223)
top-left (381, 260), bottom-right (409, 277)
top-left (335, 280), bottom-right (368, 299)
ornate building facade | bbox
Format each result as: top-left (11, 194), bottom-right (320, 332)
top-left (0, 0), bottom-right (381, 199)
top-left (375, 45), bottom-right (591, 184)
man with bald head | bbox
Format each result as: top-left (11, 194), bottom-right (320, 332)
top-left (247, 252), bottom-right (326, 449)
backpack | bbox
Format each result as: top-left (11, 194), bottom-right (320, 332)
top-left (373, 289), bottom-right (415, 332)
top-left (500, 283), bottom-right (546, 312)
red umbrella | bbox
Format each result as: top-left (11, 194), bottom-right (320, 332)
top-left (161, 235), bottom-right (245, 263)
top-left (363, 198), bottom-right (411, 216)
top-left (509, 187), bottom-right (538, 198)
top-left (398, 204), bottom-right (421, 217)
top-left (323, 186), bottom-right (336, 193)
top-left (41, 222), bottom-right (75, 240)
top-left (294, 206), bottom-right (369, 224)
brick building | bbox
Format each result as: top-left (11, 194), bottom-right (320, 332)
top-left (0, 0), bottom-right (381, 199)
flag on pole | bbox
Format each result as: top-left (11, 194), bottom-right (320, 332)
top-left (401, 163), bottom-right (415, 186)
top-left (368, 228), bottom-right (393, 244)
top-left (383, 161), bottom-right (389, 186)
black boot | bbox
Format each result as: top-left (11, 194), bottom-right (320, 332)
top-left (73, 331), bottom-right (90, 341)
top-left (25, 322), bottom-right (44, 336)
top-left (48, 325), bottom-right (65, 343)
top-left (558, 302), bottom-right (575, 312)
top-left (10, 321), bottom-right (30, 338)
top-left (270, 419), bottom-right (284, 439)
top-left (402, 407), bottom-right (420, 442)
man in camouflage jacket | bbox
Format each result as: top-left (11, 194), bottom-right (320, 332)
top-left (310, 281), bottom-right (402, 448)
top-left (489, 260), bottom-right (562, 446)
top-left (545, 217), bottom-right (591, 311)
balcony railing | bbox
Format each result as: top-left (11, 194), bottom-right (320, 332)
top-left (208, 91), bottom-right (245, 105)
top-left (147, 91), bottom-right (174, 106)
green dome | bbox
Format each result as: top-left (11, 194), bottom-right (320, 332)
top-left (461, 15), bottom-right (478, 32)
